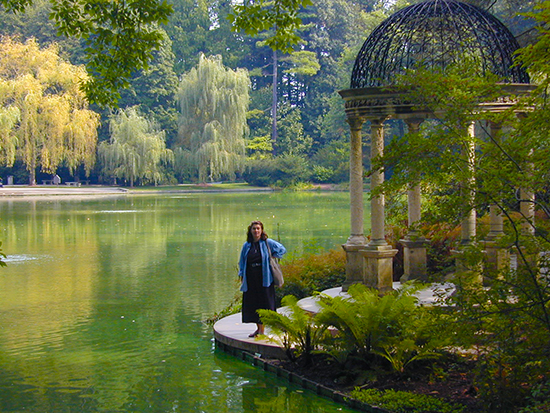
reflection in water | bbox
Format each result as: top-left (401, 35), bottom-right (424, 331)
top-left (0, 193), bottom-right (364, 412)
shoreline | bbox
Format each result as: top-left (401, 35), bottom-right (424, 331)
top-left (0, 184), bottom-right (343, 199)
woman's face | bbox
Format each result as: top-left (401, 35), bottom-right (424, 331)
top-left (250, 224), bottom-right (262, 242)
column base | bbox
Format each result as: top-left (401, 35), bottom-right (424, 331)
top-left (483, 240), bottom-right (509, 270)
top-left (342, 243), bottom-right (398, 292)
top-left (400, 238), bottom-right (428, 282)
top-left (342, 243), bottom-right (366, 291)
top-left (362, 245), bottom-right (398, 293)
top-left (451, 248), bottom-right (483, 284)
top-left (346, 234), bottom-right (368, 246)
top-left (483, 240), bottom-right (510, 284)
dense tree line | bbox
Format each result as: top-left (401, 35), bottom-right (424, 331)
top-left (0, 0), bottom-right (542, 186)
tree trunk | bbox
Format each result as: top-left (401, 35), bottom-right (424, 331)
top-left (29, 161), bottom-right (36, 186)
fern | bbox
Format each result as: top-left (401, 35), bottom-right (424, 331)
top-left (316, 284), bottom-right (416, 357)
top-left (374, 338), bottom-right (442, 374)
top-left (315, 283), bottom-right (448, 372)
top-left (258, 295), bottom-right (329, 364)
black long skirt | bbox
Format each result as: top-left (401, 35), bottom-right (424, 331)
top-left (242, 250), bottom-right (276, 324)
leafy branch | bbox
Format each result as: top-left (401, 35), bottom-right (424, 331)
top-left (228, 0), bottom-right (312, 54)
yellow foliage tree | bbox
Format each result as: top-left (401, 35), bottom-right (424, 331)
top-left (0, 37), bottom-right (99, 184)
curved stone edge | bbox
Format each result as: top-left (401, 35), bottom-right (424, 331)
top-left (213, 312), bottom-right (288, 359)
top-left (214, 339), bottom-right (388, 413)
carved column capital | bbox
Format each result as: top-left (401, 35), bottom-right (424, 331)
top-left (346, 117), bottom-right (365, 132)
top-left (405, 118), bottom-right (424, 132)
top-left (369, 117), bottom-right (388, 129)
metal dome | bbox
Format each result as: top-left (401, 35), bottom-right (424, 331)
top-left (351, 0), bottom-right (530, 88)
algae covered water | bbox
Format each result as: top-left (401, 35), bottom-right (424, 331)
top-left (0, 192), bottom-right (365, 412)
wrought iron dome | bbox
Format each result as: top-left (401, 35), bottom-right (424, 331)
top-left (351, 0), bottom-right (530, 89)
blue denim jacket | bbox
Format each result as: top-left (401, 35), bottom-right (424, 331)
top-left (238, 238), bottom-right (286, 292)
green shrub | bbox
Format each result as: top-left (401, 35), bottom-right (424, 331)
top-left (423, 222), bottom-right (460, 278)
top-left (242, 158), bottom-right (276, 187)
top-left (271, 154), bottom-right (311, 187)
top-left (350, 388), bottom-right (465, 413)
top-left (242, 155), bottom-right (312, 187)
top-left (311, 165), bottom-right (335, 183)
top-left (276, 248), bottom-right (346, 305)
top-left (520, 380), bottom-right (550, 413)
top-left (440, 229), bottom-right (550, 412)
top-left (310, 140), bottom-right (349, 184)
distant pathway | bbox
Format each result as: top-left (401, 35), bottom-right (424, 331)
top-left (0, 185), bottom-right (276, 199)
top-left (0, 185), bottom-right (128, 198)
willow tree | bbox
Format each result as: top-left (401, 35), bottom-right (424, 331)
top-left (0, 38), bottom-right (100, 184)
top-left (0, 81), bottom-right (20, 167)
top-left (99, 107), bottom-right (174, 187)
top-left (176, 54), bottom-right (249, 182)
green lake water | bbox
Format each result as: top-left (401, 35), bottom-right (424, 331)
top-left (0, 192), bottom-right (367, 413)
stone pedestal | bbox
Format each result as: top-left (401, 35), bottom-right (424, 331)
top-left (362, 245), bottom-right (398, 292)
top-left (400, 236), bottom-right (428, 282)
top-left (483, 201), bottom-right (508, 279)
top-left (342, 243), bottom-right (366, 291)
top-left (452, 249), bottom-right (483, 284)
top-left (483, 240), bottom-right (509, 282)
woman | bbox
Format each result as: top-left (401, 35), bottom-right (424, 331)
top-left (238, 220), bottom-right (286, 337)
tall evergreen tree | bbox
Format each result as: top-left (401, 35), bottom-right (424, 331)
top-left (164, 0), bottom-right (211, 75)
top-left (119, 30), bottom-right (179, 146)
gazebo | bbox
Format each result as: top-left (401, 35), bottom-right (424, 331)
top-left (339, 0), bottom-right (535, 291)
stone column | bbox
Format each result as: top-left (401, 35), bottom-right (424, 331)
top-left (342, 117), bottom-right (367, 291)
top-left (407, 184), bottom-right (422, 235)
top-left (400, 119), bottom-right (428, 282)
top-left (513, 114), bottom-right (537, 273)
top-left (520, 188), bottom-right (535, 236)
top-left (518, 159), bottom-right (537, 273)
top-left (455, 122), bottom-right (482, 281)
top-left (363, 118), bottom-right (397, 292)
top-left (461, 122), bottom-right (477, 245)
top-left (484, 121), bottom-right (508, 276)
top-left (369, 119), bottom-right (387, 246)
top-left (517, 113), bottom-right (535, 236)
top-left (520, 189), bottom-right (535, 235)
top-left (347, 117), bottom-right (367, 246)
